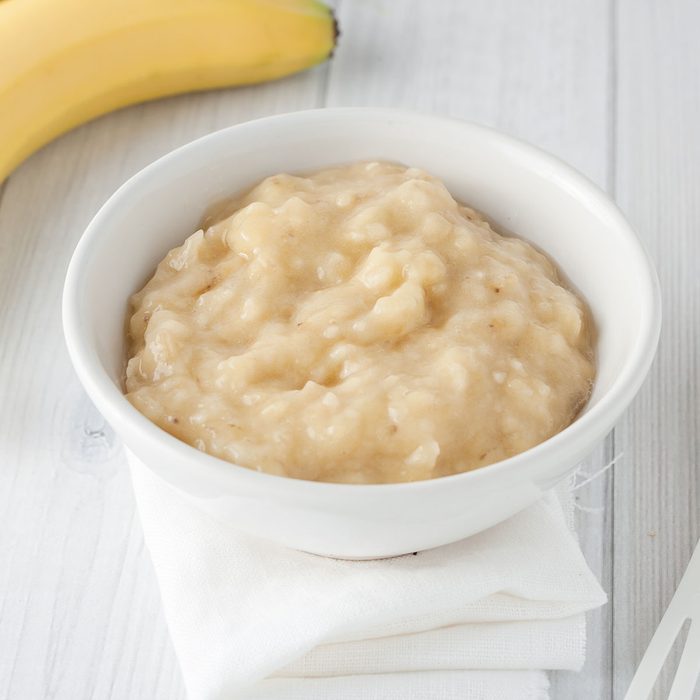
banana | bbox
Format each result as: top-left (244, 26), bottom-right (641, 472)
top-left (0, 0), bottom-right (337, 182)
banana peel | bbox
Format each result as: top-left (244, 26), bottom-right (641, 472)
top-left (0, 0), bottom-right (338, 182)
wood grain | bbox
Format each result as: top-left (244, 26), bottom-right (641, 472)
top-left (614, 1), bottom-right (700, 697)
top-left (0, 0), bottom-right (697, 698)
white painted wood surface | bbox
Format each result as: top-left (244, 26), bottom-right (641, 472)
top-left (0, 1), bottom-right (697, 698)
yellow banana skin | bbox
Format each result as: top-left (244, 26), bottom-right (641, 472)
top-left (0, 0), bottom-right (336, 182)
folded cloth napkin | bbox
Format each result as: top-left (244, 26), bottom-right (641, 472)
top-left (130, 459), bottom-right (606, 700)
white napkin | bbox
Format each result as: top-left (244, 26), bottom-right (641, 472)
top-left (131, 460), bottom-right (606, 700)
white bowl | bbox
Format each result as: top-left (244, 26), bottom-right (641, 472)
top-left (63, 108), bottom-right (661, 558)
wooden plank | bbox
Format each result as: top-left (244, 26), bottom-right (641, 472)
top-left (0, 70), bottom-right (327, 700)
top-left (614, 0), bottom-right (700, 697)
top-left (327, 0), bottom-right (611, 185)
top-left (328, 2), bottom-right (614, 697)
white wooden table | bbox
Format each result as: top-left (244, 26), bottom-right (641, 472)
top-left (1, 1), bottom-right (698, 698)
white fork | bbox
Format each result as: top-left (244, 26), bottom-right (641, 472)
top-left (624, 539), bottom-right (700, 700)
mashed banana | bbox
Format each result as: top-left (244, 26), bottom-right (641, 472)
top-left (125, 162), bottom-right (595, 483)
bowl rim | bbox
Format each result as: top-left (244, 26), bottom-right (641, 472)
top-left (62, 107), bottom-right (662, 495)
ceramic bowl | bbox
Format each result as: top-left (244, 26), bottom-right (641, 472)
top-left (63, 108), bottom-right (661, 558)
